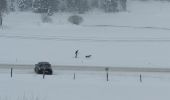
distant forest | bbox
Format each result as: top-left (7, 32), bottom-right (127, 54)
top-left (6, 0), bottom-right (127, 13)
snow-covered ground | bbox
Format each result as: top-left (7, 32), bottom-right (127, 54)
top-left (1, 1), bottom-right (170, 100)
top-left (1, 0), bottom-right (170, 67)
top-left (1, 71), bottom-right (170, 100)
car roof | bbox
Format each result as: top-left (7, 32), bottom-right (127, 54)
top-left (38, 62), bottom-right (50, 64)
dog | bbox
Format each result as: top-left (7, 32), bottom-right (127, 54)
top-left (85, 55), bottom-right (92, 58)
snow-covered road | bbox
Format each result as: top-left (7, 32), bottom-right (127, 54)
top-left (1, 64), bottom-right (170, 74)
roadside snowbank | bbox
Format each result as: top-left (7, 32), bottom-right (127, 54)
top-left (1, 72), bottom-right (170, 100)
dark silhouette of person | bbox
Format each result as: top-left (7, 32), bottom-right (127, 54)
top-left (75, 50), bottom-right (79, 58)
top-left (140, 74), bottom-right (142, 83)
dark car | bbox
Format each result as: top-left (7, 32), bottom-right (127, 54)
top-left (34, 62), bottom-right (53, 75)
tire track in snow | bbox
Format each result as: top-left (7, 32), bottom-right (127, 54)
top-left (1, 34), bottom-right (170, 42)
top-left (85, 25), bottom-right (170, 31)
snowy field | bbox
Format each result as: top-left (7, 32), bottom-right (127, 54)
top-left (0, 0), bottom-right (170, 67)
top-left (1, 0), bottom-right (170, 100)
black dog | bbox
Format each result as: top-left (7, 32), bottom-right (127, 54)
top-left (85, 55), bottom-right (92, 58)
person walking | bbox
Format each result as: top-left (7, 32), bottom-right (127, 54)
top-left (75, 50), bottom-right (79, 58)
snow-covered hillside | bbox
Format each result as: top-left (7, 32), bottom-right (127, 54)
top-left (0, 0), bottom-right (170, 67)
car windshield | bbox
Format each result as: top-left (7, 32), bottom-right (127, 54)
top-left (40, 64), bottom-right (50, 67)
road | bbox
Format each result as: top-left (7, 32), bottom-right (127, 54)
top-left (0, 64), bottom-right (170, 73)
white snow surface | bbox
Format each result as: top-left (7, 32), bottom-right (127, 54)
top-left (1, 71), bottom-right (170, 100)
top-left (0, 0), bottom-right (170, 67)
top-left (1, 1), bottom-right (170, 100)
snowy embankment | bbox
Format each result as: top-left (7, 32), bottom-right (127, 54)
top-left (0, 71), bottom-right (170, 100)
top-left (0, 0), bottom-right (170, 67)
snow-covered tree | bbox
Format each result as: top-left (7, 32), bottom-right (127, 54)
top-left (10, 0), bottom-right (15, 11)
top-left (33, 0), bottom-right (59, 14)
top-left (78, 0), bottom-right (89, 13)
top-left (66, 0), bottom-right (89, 13)
top-left (18, 0), bottom-right (32, 11)
top-left (49, 0), bottom-right (59, 12)
top-left (119, 0), bottom-right (127, 11)
top-left (0, 0), bottom-right (7, 26)
top-left (88, 0), bottom-right (100, 9)
top-left (33, 0), bottom-right (49, 13)
top-left (4, 0), bottom-right (127, 14)
top-left (102, 0), bottom-right (118, 12)
top-left (58, 0), bottom-right (67, 11)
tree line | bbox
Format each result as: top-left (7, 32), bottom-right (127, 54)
top-left (0, 0), bottom-right (127, 26)
top-left (8, 0), bottom-right (127, 13)
top-left (0, 0), bottom-right (7, 26)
